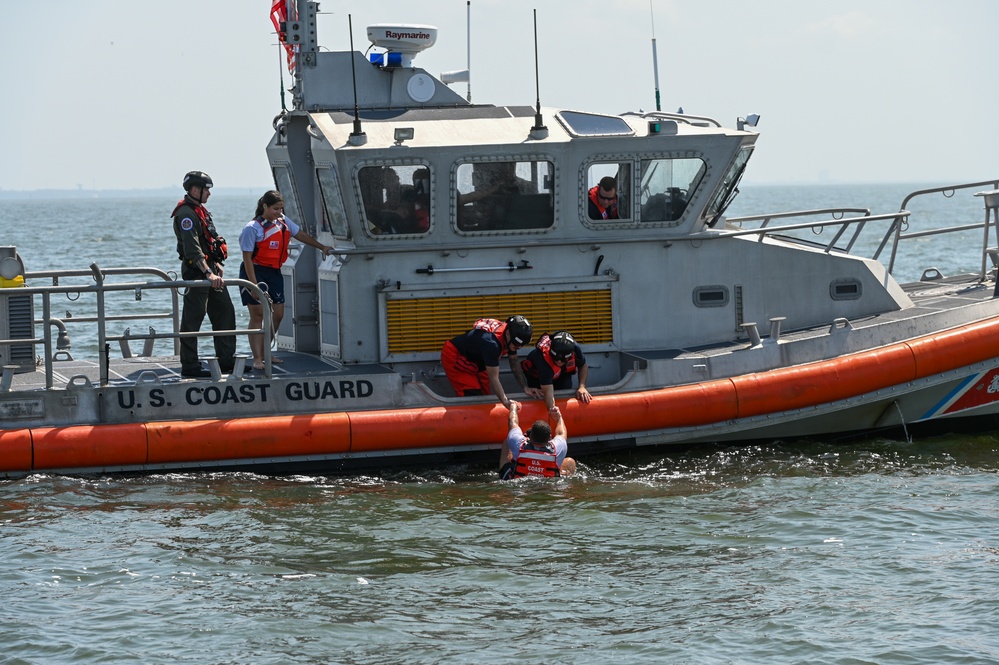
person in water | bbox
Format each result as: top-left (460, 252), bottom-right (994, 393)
top-left (499, 401), bottom-right (576, 478)
top-left (172, 170), bottom-right (236, 378)
top-left (238, 190), bottom-right (332, 370)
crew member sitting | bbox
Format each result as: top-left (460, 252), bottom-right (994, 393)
top-left (588, 175), bottom-right (619, 220)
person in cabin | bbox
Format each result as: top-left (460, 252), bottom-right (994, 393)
top-left (238, 190), bottom-right (333, 371)
top-left (441, 316), bottom-right (533, 409)
top-left (405, 168), bottom-right (431, 233)
top-left (172, 170), bottom-right (236, 378)
top-left (588, 175), bottom-right (620, 220)
top-left (515, 330), bottom-right (592, 414)
top-left (499, 401), bottom-right (576, 479)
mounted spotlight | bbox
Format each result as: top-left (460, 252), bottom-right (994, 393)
top-left (737, 113), bottom-right (761, 131)
top-left (394, 127), bottom-right (415, 145)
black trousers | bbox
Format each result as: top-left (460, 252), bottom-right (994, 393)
top-left (179, 272), bottom-right (236, 371)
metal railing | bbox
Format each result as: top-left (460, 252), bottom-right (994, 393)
top-left (0, 264), bottom-right (273, 388)
top-left (888, 180), bottom-right (999, 277)
top-left (722, 180), bottom-right (999, 279)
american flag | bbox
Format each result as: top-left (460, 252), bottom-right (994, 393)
top-left (270, 0), bottom-right (298, 74)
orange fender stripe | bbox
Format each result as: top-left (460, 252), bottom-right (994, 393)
top-left (733, 344), bottom-right (917, 418)
top-left (0, 429), bottom-right (33, 472)
top-left (908, 318), bottom-right (999, 379)
top-left (349, 404), bottom-right (507, 451)
top-left (147, 413), bottom-right (351, 464)
top-left (562, 379), bottom-right (739, 438)
top-left (32, 423), bottom-right (148, 470)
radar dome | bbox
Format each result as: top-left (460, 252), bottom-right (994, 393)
top-left (366, 24), bottom-right (438, 67)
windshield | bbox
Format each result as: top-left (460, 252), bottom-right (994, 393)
top-left (704, 146), bottom-right (753, 227)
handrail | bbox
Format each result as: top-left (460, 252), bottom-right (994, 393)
top-left (25, 266), bottom-right (181, 354)
top-left (622, 110), bottom-right (724, 128)
top-left (888, 179), bottom-right (999, 276)
top-left (0, 270), bottom-right (273, 387)
top-left (694, 211), bottom-right (909, 259)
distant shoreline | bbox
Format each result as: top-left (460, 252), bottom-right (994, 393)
top-left (0, 187), bottom-right (271, 200)
top-left (0, 180), bottom-right (944, 200)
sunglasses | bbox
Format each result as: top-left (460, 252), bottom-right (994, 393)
top-left (598, 192), bottom-right (616, 201)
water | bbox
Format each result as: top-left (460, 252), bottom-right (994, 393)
top-left (3, 185), bottom-right (999, 663)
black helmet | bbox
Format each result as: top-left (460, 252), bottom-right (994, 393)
top-left (505, 315), bottom-right (532, 346)
top-left (549, 331), bottom-right (575, 362)
top-left (183, 170), bottom-right (214, 191)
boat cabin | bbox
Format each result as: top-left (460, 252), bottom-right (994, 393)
top-left (265, 3), bottom-right (908, 396)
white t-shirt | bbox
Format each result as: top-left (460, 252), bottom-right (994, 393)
top-left (504, 427), bottom-right (567, 467)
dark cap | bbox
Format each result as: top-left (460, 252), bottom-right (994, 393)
top-left (528, 420), bottom-right (551, 445)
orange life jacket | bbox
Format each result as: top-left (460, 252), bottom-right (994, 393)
top-left (251, 217), bottom-right (291, 269)
top-left (533, 333), bottom-right (577, 380)
top-left (513, 438), bottom-right (561, 478)
top-left (588, 185), bottom-right (618, 220)
top-left (472, 318), bottom-right (510, 358)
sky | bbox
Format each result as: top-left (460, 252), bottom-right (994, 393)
top-left (2, 0), bottom-right (997, 191)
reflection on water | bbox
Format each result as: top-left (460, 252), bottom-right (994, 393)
top-left (2, 434), bottom-right (999, 663)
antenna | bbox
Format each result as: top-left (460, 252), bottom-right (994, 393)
top-left (466, 1), bottom-right (471, 102)
top-left (277, 41), bottom-right (288, 112)
top-left (529, 9), bottom-right (548, 139)
top-left (650, 1), bottom-right (661, 111)
top-left (347, 14), bottom-right (367, 146)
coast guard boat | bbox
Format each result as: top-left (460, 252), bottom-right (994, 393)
top-left (2, 1), bottom-right (999, 477)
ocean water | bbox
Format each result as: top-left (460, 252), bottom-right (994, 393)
top-left (2, 184), bottom-right (999, 664)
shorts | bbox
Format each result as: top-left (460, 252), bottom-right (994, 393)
top-left (239, 263), bottom-right (285, 306)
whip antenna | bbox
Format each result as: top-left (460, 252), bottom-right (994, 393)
top-left (347, 14), bottom-right (367, 145)
top-left (650, 1), bottom-right (661, 111)
top-left (466, 1), bottom-right (472, 102)
top-left (529, 9), bottom-right (548, 139)
top-left (277, 41), bottom-right (288, 111)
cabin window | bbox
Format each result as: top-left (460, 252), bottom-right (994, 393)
top-left (704, 146), bottom-right (753, 227)
top-left (357, 163), bottom-right (432, 237)
top-left (639, 157), bottom-right (705, 223)
top-left (585, 163), bottom-right (632, 220)
top-left (316, 166), bottom-right (350, 237)
top-left (830, 278), bottom-right (863, 301)
top-left (454, 160), bottom-right (554, 232)
top-left (693, 285), bottom-right (729, 308)
top-left (272, 165), bottom-right (303, 226)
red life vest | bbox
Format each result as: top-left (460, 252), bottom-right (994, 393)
top-left (513, 438), bottom-right (561, 478)
top-left (534, 333), bottom-right (577, 380)
top-left (472, 318), bottom-right (510, 358)
top-left (173, 199), bottom-right (228, 265)
top-left (588, 186), bottom-right (618, 220)
top-left (251, 217), bottom-right (291, 269)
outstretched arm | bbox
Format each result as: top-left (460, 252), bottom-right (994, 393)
top-left (507, 400), bottom-right (521, 430)
top-left (551, 406), bottom-right (567, 439)
top-left (500, 401), bottom-right (521, 470)
top-left (293, 229), bottom-right (332, 256)
top-left (575, 364), bottom-right (592, 403)
top-left (509, 355), bottom-right (543, 399)
top-left (487, 365), bottom-right (512, 409)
